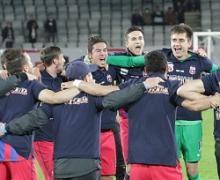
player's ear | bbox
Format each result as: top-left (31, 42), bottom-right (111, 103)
top-left (188, 38), bottom-right (192, 49)
top-left (144, 66), bottom-right (148, 73)
top-left (23, 64), bottom-right (29, 73)
top-left (165, 64), bottom-right (168, 73)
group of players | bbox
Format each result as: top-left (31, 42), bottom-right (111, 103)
top-left (0, 24), bottom-right (219, 180)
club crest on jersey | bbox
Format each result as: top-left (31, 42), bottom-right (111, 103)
top-left (107, 74), bottom-right (112, 83)
top-left (189, 66), bottom-right (196, 75)
top-left (168, 63), bottom-right (174, 72)
top-left (143, 71), bottom-right (148, 77)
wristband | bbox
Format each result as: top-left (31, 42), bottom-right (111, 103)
top-left (72, 80), bottom-right (82, 88)
top-left (143, 81), bottom-right (149, 90)
top-left (0, 123), bottom-right (7, 135)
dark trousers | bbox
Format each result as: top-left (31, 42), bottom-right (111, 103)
top-left (55, 170), bottom-right (100, 180)
top-left (112, 122), bottom-right (126, 180)
top-left (215, 138), bottom-right (220, 179)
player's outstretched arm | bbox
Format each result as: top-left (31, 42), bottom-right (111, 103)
top-left (38, 87), bottom-right (80, 104)
top-left (181, 97), bottom-right (212, 111)
top-left (107, 55), bottom-right (145, 67)
top-left (61, 80), bottom-right (119, 96)
top-left (177, 79), bottom-right (205, 100)
top-left (0, 109), bottom-right (48, 136)
top-left (102, 77), bottom-right (164, 110)
top-left (102, 82), bottom-right (146, 110)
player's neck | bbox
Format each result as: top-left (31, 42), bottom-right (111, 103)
top-left (46, 66), bottom-right (57, 78)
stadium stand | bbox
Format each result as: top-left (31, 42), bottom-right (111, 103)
top-left (0, 0), bottom-right (207, 49)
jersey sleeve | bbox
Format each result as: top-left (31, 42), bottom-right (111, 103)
top-left (31, 80), bottom-right (47, 99)
top-left (6, 108), bottom-right (49, 135)
top-left (40, 103), bottom-right (53, 118)
top-left (118, 78), bottom-right (140, 89)
top-left (108, 65), bottom-right (117, 81)
top-left (102, 82), bottom-right (146, 110)
top-left (210, 64), bottom-right (219, 73)
top-left (201, 70), bottom-right (220, 95)
top-left (200, 57), bottom-right (217, 73)
top-left (168, 80), bottom-right (184, 106)
top-left (107, 55), bottom-right (145, 67)
top-left (95, 96), bottom-right (104, 110)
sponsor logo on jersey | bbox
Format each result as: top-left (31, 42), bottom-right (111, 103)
top-left (168, 75), bottom-right (193, 84)
top-left (120, 68), bottom-right (128, 75)
top-left (8, 87), bottom-right (28, 96)
top-left (147, 86), bottom-right (169, 95)
top-left (189, 66), bottom-right (196, 75)
top-left (176, 69), bottom-right (184, 73)
top-left (143, 71), bottom-right (148, 77)
top-left (168, 63), bottom-right (174, 72)
top-left (66, 96), bottom-right (88, 105)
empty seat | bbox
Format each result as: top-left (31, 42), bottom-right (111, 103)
top-left (25, 5), bottom-right (36, 15)
top-left (67, 42), bottom-right (77, 47)
top-left (23, 0), bottom-right (34, 6)
top-left (34, 0), bottom-right (44, 5)
top-left (13, 0), bottom-right (23, 6)
top-left (45, 0), bottom-right (55, 6)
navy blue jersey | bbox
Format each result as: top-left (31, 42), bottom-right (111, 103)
top-left (109, 52), bottom-right (145, 84)
top-left (74, 55), bottom-right (118, 130)
top-left (120, 73), bottom-right (183, 166)
top-left (41, 92), bottom-right (103, 159)
top-left (109, 52), bottom-right (146, 120)
top-left (34, 70), bottom-right (66, 142)
top-left (92, 68), bottom-right (117, 130)
top-left (162, 48), bottom-right (213, 121)
top-left (202, 69), bottom-right (220, 138)
top-left (0, 80), bottom-right (46, 159)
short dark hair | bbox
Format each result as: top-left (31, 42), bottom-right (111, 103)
top-left (170, 23), bottom-right (193, 40)
top-left (124, 26), bottom-right (144, 40)
top-left (1, 48), bottom-right (23, 69)
top-left (6, 54), bottom-right (27, 74)
top-left (40, 46), bottom-right (61, 67)
top-left (87, 35), bottom-right (107, 54)
top-left (145, 50), bottom-right (167, 73)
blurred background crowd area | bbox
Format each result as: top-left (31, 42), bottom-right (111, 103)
top-left (1, 0), bottom-right (218, 49)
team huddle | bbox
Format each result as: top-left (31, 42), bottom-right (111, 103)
top-left (0, 24), bottom-right (220, 180)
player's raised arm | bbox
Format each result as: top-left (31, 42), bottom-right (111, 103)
top-left (0, 109), bottom-right (49, 136)
top-left (107, 55), bottom-right (145, 67)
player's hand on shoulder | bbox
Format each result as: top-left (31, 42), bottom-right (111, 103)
top-left (33, 67), bottom-right (41, 80)
top-left (195, 48), bottom-right (207, 57)
top-left (61, 81), bottom-right (75, 90)
top-left (0, 70), bottom-right (9, 79)
top-left (144, 77), bottom-right (164, 89)
top-left (209, 93), bottom-right (220, 108)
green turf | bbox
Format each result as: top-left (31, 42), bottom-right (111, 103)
top-left (36, 160), bottom-right (44, 180)
top-left (36, 109), bottom-right (218, 180)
